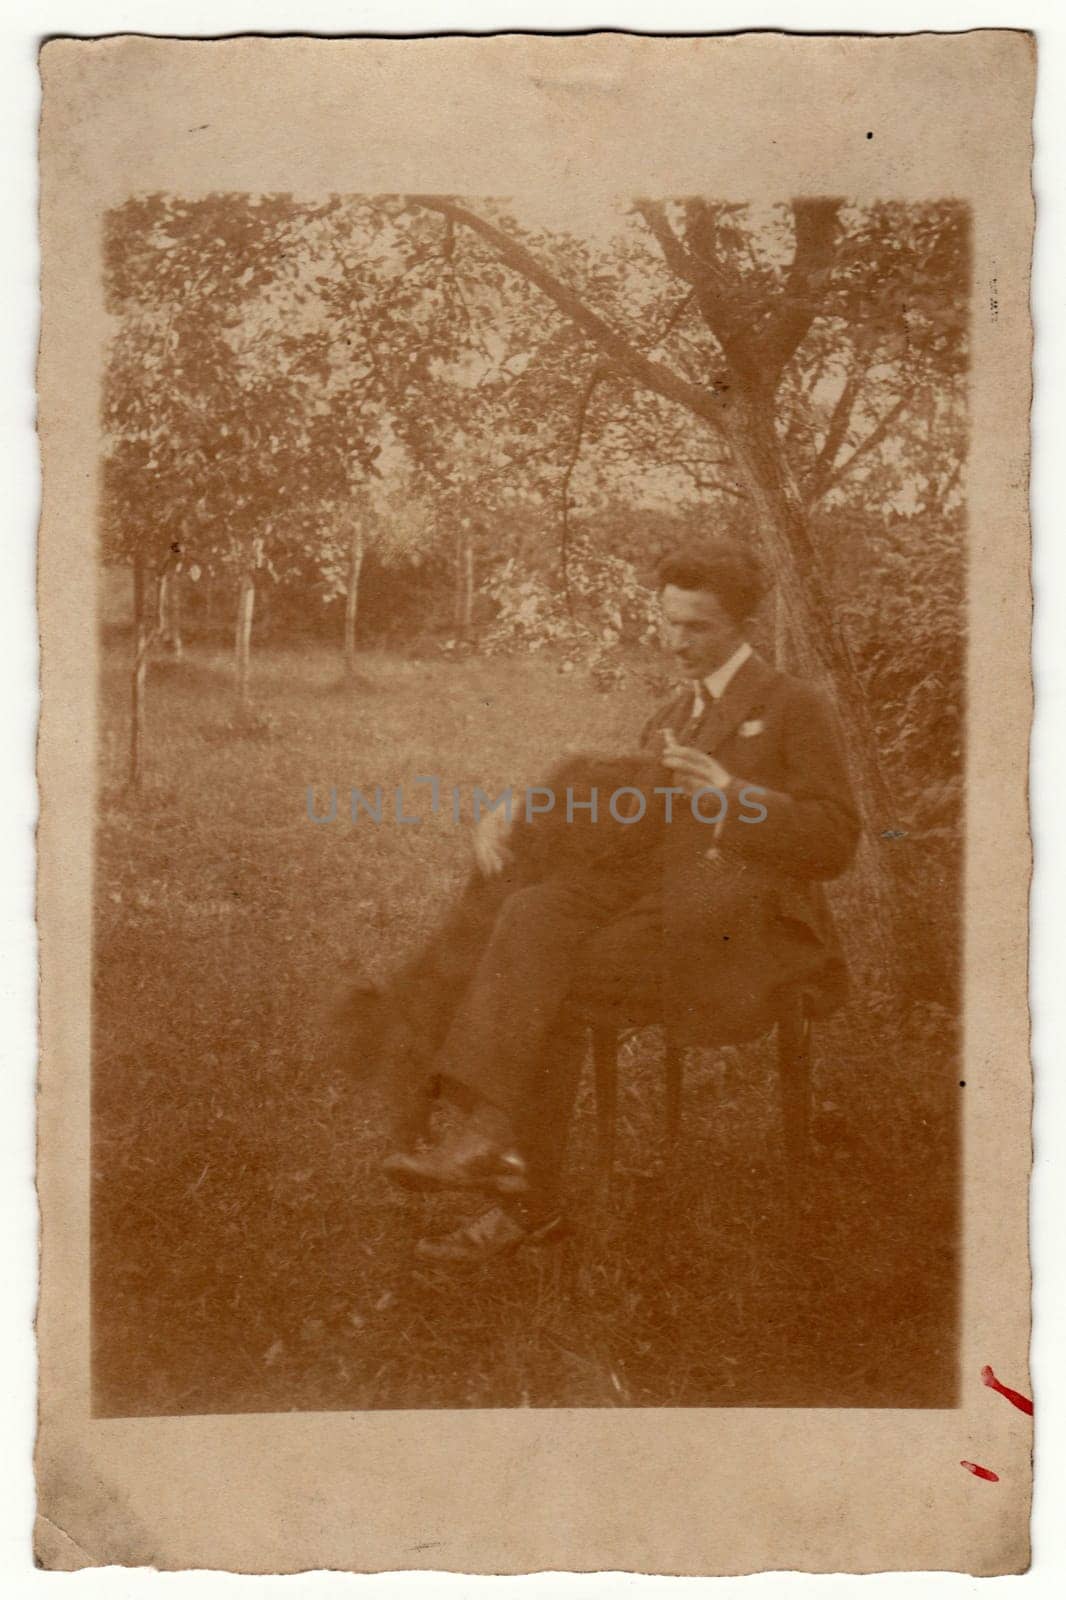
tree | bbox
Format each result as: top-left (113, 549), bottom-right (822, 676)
top-left (402, 195), bottom-right (968, 963)
top-left (102, 194), bottom-right (397, 756)
top-left (100, 190), bottom-right (966, 995)
top-left (103, 195), bottom-right (320, 768)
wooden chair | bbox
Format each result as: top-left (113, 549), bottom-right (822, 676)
top-left (586, 988), bottom-right (814, 1188)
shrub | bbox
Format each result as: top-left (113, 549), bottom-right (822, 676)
top-left (481, 540), bottom-right (659, 664)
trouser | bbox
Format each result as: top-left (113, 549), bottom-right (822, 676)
top-left (434, 853), bottom-right (665, 1205)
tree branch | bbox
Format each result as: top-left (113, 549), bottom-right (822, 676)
top-left (632, 200), bottom-right (703, 289)
top-left (648, 288), bottom-right (697, 352)
top-left (667, 460), bottom-right (748, 499)
top-left (406, 196), bottom-right (733, 437)
top-left (633, 199), bottom-right (739, 362)
top-left (936, 454), bottom-right (964, 509)
top-left (636, 197), bottom-right (843, 397)
top-left (815, 392), bottom-right (911, 501)
top-left (804, 358), bottom-right (868, 506)
top-left (760, 199), bottom-right (843, 382)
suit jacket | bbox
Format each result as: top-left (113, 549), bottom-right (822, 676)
top-left (639, 651), bottom-right (861, 1044)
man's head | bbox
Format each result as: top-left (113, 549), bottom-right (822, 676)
top-left (657, 541), bottom-right (766, 678)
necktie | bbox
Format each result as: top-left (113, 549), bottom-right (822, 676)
top-left (678, 683), bottom-right (709, 741)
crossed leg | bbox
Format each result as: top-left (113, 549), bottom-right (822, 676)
top-left (433, 866), bottom-right (664, 1210)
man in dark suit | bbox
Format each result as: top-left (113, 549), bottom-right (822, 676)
top-left (380, 540), bottom-right (860, 1262)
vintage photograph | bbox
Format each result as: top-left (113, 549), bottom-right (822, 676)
top-left (91, 191), bottom-right (967, 1417)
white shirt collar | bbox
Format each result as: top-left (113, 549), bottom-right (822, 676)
top-left (691, 640), bottom-right (753, 715)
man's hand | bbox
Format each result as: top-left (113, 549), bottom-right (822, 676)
top-left (473, 807), bottom-right (514, 876)
top-left (660, 731), bottom-right (734, 798)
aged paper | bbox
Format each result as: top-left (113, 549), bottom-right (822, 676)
top-left (37, 32), bottom-right (1034, 1573)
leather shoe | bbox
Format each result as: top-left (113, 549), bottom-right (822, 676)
top-left (416, 1204), bottom-right (566, 1263)
top-left (382, 1127), bottom-right (529, 1195)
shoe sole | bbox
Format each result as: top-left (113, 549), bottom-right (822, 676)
top-left (383, 1159), bottom-right (528, 1197)
top-left (415, 1214), bottom-right (567, 1264)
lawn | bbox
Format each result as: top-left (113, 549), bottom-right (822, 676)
top-left (92, 640), bottom-right (959, 1415)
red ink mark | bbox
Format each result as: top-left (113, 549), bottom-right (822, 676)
top-left (981, 1365), bottom-right (1033, 1415)
top-left (960, 1461), bottom-right (1000, 1482)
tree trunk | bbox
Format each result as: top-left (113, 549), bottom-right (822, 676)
top-left (412, 196), bottom-right (928, 995)
top-left (132, 551), bottom-right (146, 642)
top-left (453, 528), bottom-right (464, 632)
top-left (129, 625), bottom-right (150, 790)
top-left (235, 572), bottom-right (255, 708)
top-left (454, 527), bottom-right (474, 636)
top-left (344, 521), bottom-right (365, 677)
top-left (732, 406), bottom-right (894, 801)
top-left (463, 538), bottom-right (474, 634)
top-left (773, 586), bottom-right (791, 670)
top-left (725, 401), bottom-right (923, 980)
top-left (158, 569), bottom-right (184, 659)
top-left (128, 548), bottom-right (151, 791)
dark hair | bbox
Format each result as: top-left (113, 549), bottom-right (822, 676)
top-left (657, 540), bottom-right (767, 626)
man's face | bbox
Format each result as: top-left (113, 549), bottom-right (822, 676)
top-left (659, 584), bottom-right (742, 678)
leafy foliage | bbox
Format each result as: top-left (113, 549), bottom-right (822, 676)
top-left (101, 192), bottom-right (968, 968)
top-left (482, 541), bottom-right (659, 656)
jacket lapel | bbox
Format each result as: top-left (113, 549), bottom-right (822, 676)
top-left (645, 684), bottom-right (696, 744)
top-left (688, 652), bottom-right (776, 754)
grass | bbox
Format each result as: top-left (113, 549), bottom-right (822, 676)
top-left (92, 639), bottom-right (959, 1416)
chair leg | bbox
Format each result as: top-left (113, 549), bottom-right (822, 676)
top-left (664, 1033), bottom-right (684, 1147)
top-left (591, 1024), bottom-right (618, 1185)
top-left (777, 998), bottom-right (812, 1197)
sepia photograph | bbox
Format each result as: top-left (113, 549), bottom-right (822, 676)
top-left (92, 189), bottom-right (966, 1416)
top-left (34, 30), bottom-right (1034, 1574)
